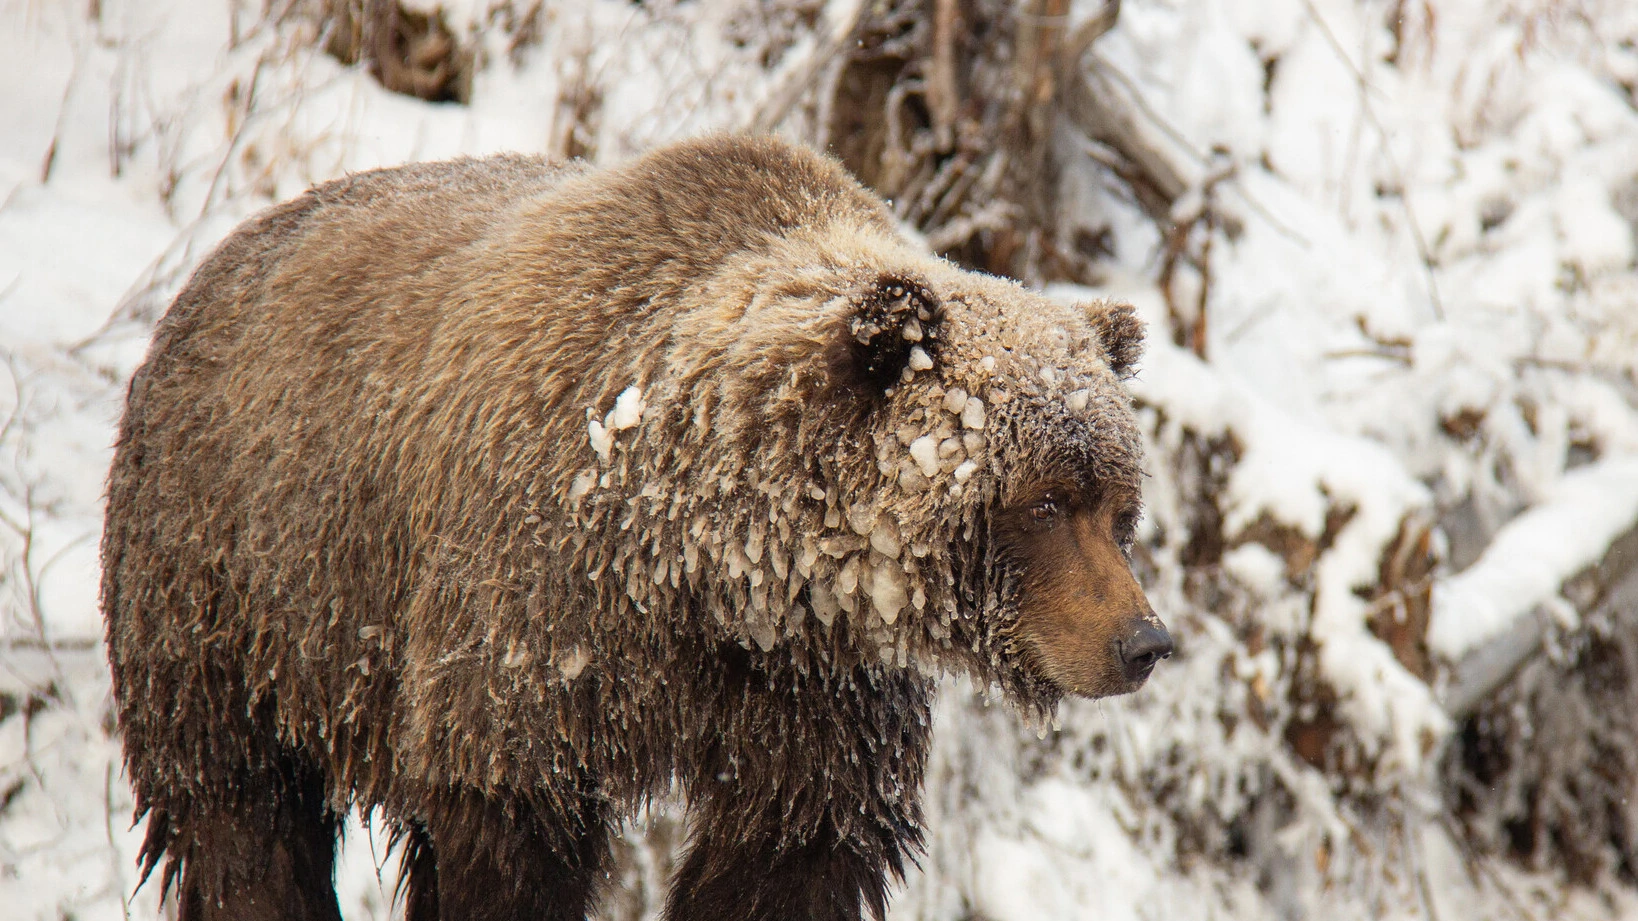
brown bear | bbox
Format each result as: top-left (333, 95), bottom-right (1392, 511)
top-left (101, 135), bottom-right (1169, 921)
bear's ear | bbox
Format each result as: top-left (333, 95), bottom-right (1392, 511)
top-left (841, 275), bottom-right (943, 393)
top-left (1086, 300), bottom-right (1143, 379)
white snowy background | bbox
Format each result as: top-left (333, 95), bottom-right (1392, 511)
top-left (3, 0), bottom-right (1638, 918)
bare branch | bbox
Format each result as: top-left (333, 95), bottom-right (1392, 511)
top-left (1060, 0), bottom-right (1120, 67)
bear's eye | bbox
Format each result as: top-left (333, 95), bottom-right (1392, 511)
top-left (1114, 509), bottom-right (1141, 549)
top-left (1029, 498), bottom-right (1062, 523)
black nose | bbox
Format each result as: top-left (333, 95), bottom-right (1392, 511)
top-left (1119, 621), bottom-right (1173, 682)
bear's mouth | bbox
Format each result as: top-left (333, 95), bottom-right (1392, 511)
top-left (1123, 659), bottom-right (1158, 687)
top-left (1002, 609), bottom-right (1172, 701)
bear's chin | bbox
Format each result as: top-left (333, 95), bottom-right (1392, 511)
top-left (1022, 654), bottom-right (1154, 702)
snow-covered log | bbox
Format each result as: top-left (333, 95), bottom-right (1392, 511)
top-left (1433, 459), bottom-right (1638, 716)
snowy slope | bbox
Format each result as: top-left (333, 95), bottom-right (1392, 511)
top-left (4, 1), bottom-right (1638, 919)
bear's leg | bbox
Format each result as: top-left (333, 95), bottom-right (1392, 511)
top-left (403, 786), bottom-right (611, 921)
top-left (663, 660), bottom-right (931, 921)
top-left (664, 809), bottom-right (904, 921)
top-left (170, 755), bottom-right (343, 921)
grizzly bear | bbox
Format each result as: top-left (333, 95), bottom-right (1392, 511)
top-left (101, 135), bottom-right (1170, 921)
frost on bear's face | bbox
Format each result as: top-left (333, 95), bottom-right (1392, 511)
top-left (850, 269), bottom-right (1170, 706)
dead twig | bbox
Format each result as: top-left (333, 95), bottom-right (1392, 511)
top-left (924, 0), bottom-right (961, 145)
top-left (198, 50), bottom-right (271, 220)
top-left (3, 637), bottom-right (100, 651)
top-left (1060, 0), bottom-right (1120, 67)
top-left (1324, 346), bottom-right (1413, 364)
top-left (42, 37), bottom-right (85, 183)
top-left (1157, 157), bottom-right (1235, 359)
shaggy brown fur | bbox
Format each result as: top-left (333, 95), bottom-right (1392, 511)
top-left (102, 135), bottom-right (1168, 921)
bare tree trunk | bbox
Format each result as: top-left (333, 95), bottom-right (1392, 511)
top-left (780, 0), bottom-right (1194, 287)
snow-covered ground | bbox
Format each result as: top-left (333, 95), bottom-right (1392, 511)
top-left (4, 0), bottom-right (1638, 919)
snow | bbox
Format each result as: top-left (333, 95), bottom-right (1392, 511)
top-left (971, 780), bottom-right (1160, 921)
top-left (4, 0), bottom-right (1638, 919)
top-left (1221, 543), bottom-right (1285, 596)
top-left (607, 385), bottom-right (645, 431)
top-left (587, 418), bottom-right (612, 462)
top-left (908, 435), bottom-right (940, 478)
top-left (959, 396), bottom-right (985, 430)
top-left (869, 565), bottom-right (908, 625)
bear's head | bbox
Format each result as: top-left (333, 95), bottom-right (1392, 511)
top-left (804, 256), bottom-right (1171, 710)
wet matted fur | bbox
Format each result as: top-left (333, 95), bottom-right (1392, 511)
top-left (102, 135), bottom-right (1168, 921)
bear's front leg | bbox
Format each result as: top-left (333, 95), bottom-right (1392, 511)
top-left (401, 783), bottom-right (612, 921)
top-left (664, 657), bottom-right (932, 921)
top-left (664, 811), bottom-right (899, 921)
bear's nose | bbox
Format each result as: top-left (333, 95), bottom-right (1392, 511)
top-left (1118, 621), bottom-right (1173, 683)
